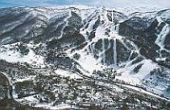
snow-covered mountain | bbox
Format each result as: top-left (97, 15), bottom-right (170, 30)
top-left (0, 6), bottom-right (170, 109)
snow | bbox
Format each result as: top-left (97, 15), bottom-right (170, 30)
top-left (120, 84), bottom-right (170, 101)
top-left (66, 10), bottom-right (112, 75)
top-left (71, 50), bottom-right (105, 76)
top-left (0, 6), bottom-right (170, 102)
top-left (54, 69), bottom-right (82, 79)
top-left (116, 59), bottom-right (159, 85)
top-left (113, 39), bottom-right (117, 66)
top-left (47, 5), bottom-right (93, 10)
top-left (36, 103), bottom-right (73, 110)
top-left (142, 72), bottom-right (170, 98)
top-left (58, 10), bottom-right (71, 39)
top-left (14, 75), bottom-right (35, 83)
top-left (17, 95), bottom-right (75, 110)
top-left (0, 43), bottom-right (45, 67)
top-left (79, 8), bottom-right (96, 21)
top-left (156, 57), bottom-right (167, 62)
top-left (115, 58), bottom-right (170, 99)
top-left (16, 95), bottom-right (39, 104)
top-left (155, 17), bottom-right (170, 51)
top-left (0, 13), bottom-right (32, 36)
top-left (158, 9), bottom-right (170, 21)
top-left (96, 80), bottom-right (124, 92)
top-left (16, 94), bottom-right (75, 110)
top-left (97, 6), bottom-right (160, 17)
top-left (66, 7), bottom-right (139, 77)
top-left (95, 25), bottom-right (108, 40)
top-left (80, 9), bottom-right (99, 42)
top-left (81, 18), bottom-right (98, 40)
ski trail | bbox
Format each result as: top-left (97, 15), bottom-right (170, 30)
top-left (155, 17), bottom-right (170, 53)
top-left (114, 38), bottom-right (117, 66)
top-left (58, 11), bottom-right (72, 39)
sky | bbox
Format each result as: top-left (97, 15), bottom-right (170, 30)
top-left (0, 0), bottom-right (170, 9)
